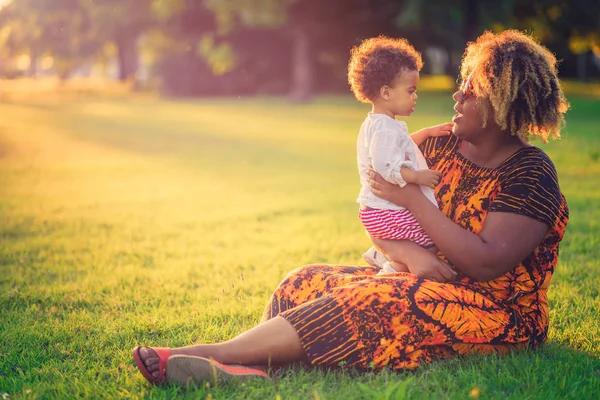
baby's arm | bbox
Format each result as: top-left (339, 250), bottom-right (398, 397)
top-left (400, 168), bottom-right (441, 189)
top-left (411, 122), bottom-right (454, 146)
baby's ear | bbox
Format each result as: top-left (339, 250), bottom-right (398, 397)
top-left (380, 85), bottom-right (390, 100)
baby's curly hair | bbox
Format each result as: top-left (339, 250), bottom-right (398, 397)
top-left (348, 35), bottom-right (423, 103)
top-left (461, 30), bottom-right (569, 142)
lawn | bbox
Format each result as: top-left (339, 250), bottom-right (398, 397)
top-left (0, 83), bottom-right (599, 399)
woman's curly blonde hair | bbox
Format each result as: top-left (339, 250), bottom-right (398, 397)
top-left (461, 30), bottom-right (569, 142)
top-left (348, 35), bottom-right (423, 103)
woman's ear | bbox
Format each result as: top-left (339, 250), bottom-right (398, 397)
top-left (380, 85), bottom-right (390, 100)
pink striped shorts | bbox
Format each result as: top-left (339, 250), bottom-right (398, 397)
top-left (359, 206), bottom-right (434, 247)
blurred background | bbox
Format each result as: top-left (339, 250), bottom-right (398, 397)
top-left (0, 0), bottom-right (599, 99)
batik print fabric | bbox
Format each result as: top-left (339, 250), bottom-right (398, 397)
top-left (262, 134), bottom-right (568, 370)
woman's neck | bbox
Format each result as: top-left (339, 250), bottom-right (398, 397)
top-left (460, 133), bottom-right (528, 168)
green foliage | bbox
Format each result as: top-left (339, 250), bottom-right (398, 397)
top-left (0, 88), bottom-right (599, 399)
top-left (205, 0), bottom-right (295, 31)
top-left (0, 0), bottom-right (101, 75)
top-left (1, 0), bottom-right (599, 90)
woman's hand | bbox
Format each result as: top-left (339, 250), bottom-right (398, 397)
top-left (373, 239), bottom-right (457, 282)
top-left (404, 247), bottom-right (457, 282)
top-left (369, 170), bottom-right (424, 208)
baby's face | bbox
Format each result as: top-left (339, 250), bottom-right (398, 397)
top-left (387, 69), bottom-right (419, 117)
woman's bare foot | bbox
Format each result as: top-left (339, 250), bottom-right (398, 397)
top-left (136, 343), bottom-right (228, 380)
top-left (135, 316), bottom-right (304, 384)
top-left (136, 345), bottom-right (270, 384)
top-left (138, 346), bottom-right (168, 379)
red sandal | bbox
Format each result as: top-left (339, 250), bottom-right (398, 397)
top-left (166, 355), bottom-right (270, 386)
top-left (132, 346), bottom-right (171, 385)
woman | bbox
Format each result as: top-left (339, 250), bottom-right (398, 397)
top-left (133, 29), bottom-right (569, 385)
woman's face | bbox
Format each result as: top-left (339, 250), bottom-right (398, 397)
top-left (451, 78), bottom-right (484, 140)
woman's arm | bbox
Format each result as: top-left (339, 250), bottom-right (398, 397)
top-left (369, 173), bottom-right (549, 281)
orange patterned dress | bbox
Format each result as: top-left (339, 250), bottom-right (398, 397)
top-left (262, 135), bottom-right (569, 370)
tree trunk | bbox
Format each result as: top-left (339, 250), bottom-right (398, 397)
top-left (577, 52), bottom-right (588, 82)
top-left (116, 31), bottom-right (139, 83)
top-left (444, 46), bottom-right (461, 79)
top-left (463, 0), bottom-right (479, 43)
top-left (289, 25), bottom-right (313, 103)
top-left (27, 49), bottom-right (38, 78)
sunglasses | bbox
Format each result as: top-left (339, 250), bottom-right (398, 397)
top-left (457, 76), bottom-right (474, 102)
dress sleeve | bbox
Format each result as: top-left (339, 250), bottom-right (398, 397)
top-left (419, 134), bottom-right (457, 170)
top-left (369, 124), bottom-right (415, 187)
top-left (489, 151), bottom-right (562, 227)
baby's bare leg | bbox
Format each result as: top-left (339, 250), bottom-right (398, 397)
top-left (389, 261), bottom-right (410, 272)
top-left (426, 245), bottom-right (439, 255)
top-left (390, 245), bottom-right (436, 273)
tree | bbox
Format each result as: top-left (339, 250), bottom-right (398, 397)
top-left (146, 0), bottom-right (220, 95)
top-left (394, 0), bottom-right (519, 76)
top-left (0, 0), bottom-right (100, 79)
top-left (205, 0), bottom-right (394, 101)
top-left (486, 0), bottom-right (600, 81)
top-left (84, 0), bottom-right (155, 82)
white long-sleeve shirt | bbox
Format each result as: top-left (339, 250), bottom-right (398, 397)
top-left (356, 113), bottom-right (438, 211)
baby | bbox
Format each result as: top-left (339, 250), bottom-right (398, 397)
top-left (347, 35), bottom-right (452, 274)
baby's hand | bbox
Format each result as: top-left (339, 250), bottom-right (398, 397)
top-left (415, 169), bottom-right (442, 189)
top-left (426, 122), bottom-right (454, 137)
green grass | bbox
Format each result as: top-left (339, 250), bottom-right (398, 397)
top-left (0, 87), bottom-right (599, 399)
